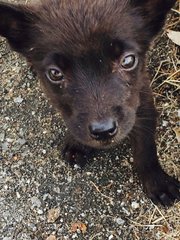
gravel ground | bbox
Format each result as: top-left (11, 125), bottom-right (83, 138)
top-left (0, 1), bottom-right (179, 240)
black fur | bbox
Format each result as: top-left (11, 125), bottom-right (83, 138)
top-left (0, 0), bottom-right (179, 206)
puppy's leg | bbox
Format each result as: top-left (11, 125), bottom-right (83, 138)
top-left (62, 132), bottom-right (94, 168)
top-left (131, 90), bottom-right (180, 206)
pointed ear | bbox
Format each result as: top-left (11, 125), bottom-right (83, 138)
top-left (0, 2), bottom-right (37, 54)
top-left (130, 0), bottom-right (176, 39)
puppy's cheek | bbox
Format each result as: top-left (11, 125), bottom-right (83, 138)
top-left (60, 104), bottom-right (73, 118)
top-left (63, 120), bottom-right (100, 148)
top-left (62, 117), bottom-right (86, 141)
top-left (127, 91), bottom-right (141, 109)
top-left (116, 109), bottom-right (136, 140)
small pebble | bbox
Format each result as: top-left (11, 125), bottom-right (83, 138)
top-left (0, 132), bottom-right (5, 142)
top-left (14, 96), bottom-right (23, 103)
top-left (109, 235), bottom-right (114, 240)
top-left (30, 196), bottom-right (41, 208)
top-left (162, 120), bottom-right (168, 127)
top-left (131, 201), bottom-right (140, 209)
top-left (115, 217), bottom-right (125, 225)
top-left (46, 235), bottom-right (56, 240)
top-left (47, 208), bottom-right (60, 223)
top-left (37, 209), bottom-right (43, 215)
top-left (16, 192), bottom-right (21, 199)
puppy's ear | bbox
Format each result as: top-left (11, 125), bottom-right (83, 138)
top-left (0, 2), bottom-right (38, 54)
top-left (130, 0), bottom-right (176, 39)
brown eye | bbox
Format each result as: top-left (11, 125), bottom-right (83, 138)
top-left (121, 54), bottom-right (138, 70)
top-left (46, 66), bottom-right (64, 83)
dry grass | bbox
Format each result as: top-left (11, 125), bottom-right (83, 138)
top-left (130, 202), bottom-right (180, 239)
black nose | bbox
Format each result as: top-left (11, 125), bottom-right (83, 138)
top-left (89, 119), bottom-right (118, 141)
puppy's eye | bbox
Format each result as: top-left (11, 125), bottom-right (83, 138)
top-left (121, 54), bottom-right (138, 70)
top-left (46, 66), bottom-right (64, 83)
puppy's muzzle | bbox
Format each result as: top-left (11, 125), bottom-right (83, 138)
top-left (89, 118), bottom-right (118, 141)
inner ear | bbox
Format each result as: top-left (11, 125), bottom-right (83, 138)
top-left (0, 2), bottom-right (37, 53)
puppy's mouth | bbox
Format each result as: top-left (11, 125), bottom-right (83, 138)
top-left (86, 129), bottom-right (123, 149)
top-left (97, 138), bottom-right (116, 146)
top-left (86, 136), bottom-right (119, 149)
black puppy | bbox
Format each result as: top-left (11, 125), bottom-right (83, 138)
top-left (0, 0), bottom-right (179, 206)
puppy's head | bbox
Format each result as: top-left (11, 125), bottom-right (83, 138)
top-left (0, 0), bottom-right (175, 148)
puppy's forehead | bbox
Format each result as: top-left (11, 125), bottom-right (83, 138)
top-left (35, 0), bottom-right (141, 55)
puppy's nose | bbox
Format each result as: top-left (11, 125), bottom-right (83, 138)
top-left (89, 119), bottom-right (118, 141)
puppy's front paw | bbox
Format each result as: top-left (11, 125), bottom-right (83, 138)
top-left (143, 170), bottom-right (180, 206)
top-left (62, 143), bottom-right (91, 168)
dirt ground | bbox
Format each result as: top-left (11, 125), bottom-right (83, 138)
top-left (0, 1), bottom-right (179, 240)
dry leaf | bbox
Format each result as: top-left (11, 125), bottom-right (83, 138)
top-left (47, 208), bottom-right (60, 223)
top-left (70, 222), bottom-right (87, 234)
top-left (161, 225), bottom-right (169, 234)
top-left (173, 127), bottom-right (180, 143)
top-left (46, 235), bottom-right (57, 240)
top-left (167, 30), bottom-right (180, 46)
